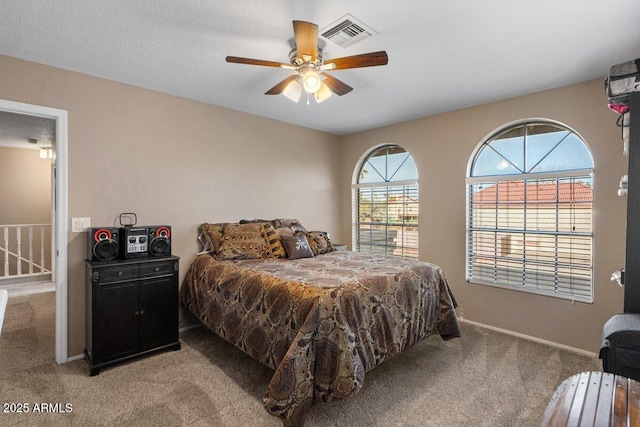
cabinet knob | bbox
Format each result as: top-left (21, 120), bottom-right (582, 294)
top-left (117, 271), bottom-right (123, 276)
top-left (154, 267), bottom-right (160, 272)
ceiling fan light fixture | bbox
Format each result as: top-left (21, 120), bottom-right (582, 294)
top-left (226, 20), bottom-right (388, 103)
top-left (301, 68), bottom-right (322, 93)
top-left (282, 79), bottom-right (303, 102)
top-left (314, 82), bottom-right (332, 103)
top-left (39, 147), bottom-right (52, 159)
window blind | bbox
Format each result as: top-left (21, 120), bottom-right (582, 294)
top-left (354, 181), bottom-right (418, 259)
top-left (467, 174), bottom-right (593, 301)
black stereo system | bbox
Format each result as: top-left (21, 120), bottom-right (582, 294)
top-left (120, 226), bottom-right (148, 259)
top-left (87, 225), bottom-right (171, 262)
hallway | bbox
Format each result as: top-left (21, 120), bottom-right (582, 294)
top-left (0, 281), bottom-right (55, 297)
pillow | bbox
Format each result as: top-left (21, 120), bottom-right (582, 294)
top-left (280, 233), bottom-right (314, 260)
top-left (264, 224), bottom-right (287, 258)
top-left (199, 223), bottom-right (227, 254)
top-left (217, 223), bottom-right (270, 260)
top-left (304, 231), bottom-right (335, 255)
top-left (240, 219), bottom-right (276, 227)
top-left (273, 218), bottom-right (307, 232)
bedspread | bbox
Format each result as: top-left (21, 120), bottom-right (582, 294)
top-left (180, 250), bottom-right (460, 426)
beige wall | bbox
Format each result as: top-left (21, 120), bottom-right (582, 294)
top-left (339, 79), bottom-right (627, 353)
top-left (0, 52), bottom-right (626, 356)
top-left (0, 146), bottom-right (52, 273)
top-left (0, 146), bottom-right (51, 225)
top-left (0, 54), bottom-right (342, 356)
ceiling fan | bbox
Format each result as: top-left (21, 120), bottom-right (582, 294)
top-left (226, 20), bottom-right (388, 103)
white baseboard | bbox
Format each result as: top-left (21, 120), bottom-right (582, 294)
top-left (459, 318), bottom-right (598, 358)
top-left (67, 353), bottom-right (85, 362)
top-left (67, 325), bottom-right (200, 363)
top-left (179, 324), bottom-right (201, 333)
top-left (69, 320), bottom-right (596, 363)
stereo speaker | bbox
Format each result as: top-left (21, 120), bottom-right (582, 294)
top-left (87, 227), bottom-right (120, 262)
top-left (148, 226), bottom-right (171, 257)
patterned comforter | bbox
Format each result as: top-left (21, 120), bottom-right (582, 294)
top-left (180, 250), bottom-right (460, 426)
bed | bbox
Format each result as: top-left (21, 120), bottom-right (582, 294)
top-left (180, 220), bottom-right (460, 426)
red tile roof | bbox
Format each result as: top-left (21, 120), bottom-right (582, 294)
top-left (473, 181), bottom-right (592, 206)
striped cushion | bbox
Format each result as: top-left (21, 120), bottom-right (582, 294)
top-left (265, 224), bottom-right (287, 258)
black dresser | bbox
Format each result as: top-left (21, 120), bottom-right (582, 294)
top-left (84, 256), bottom-right (180, 375)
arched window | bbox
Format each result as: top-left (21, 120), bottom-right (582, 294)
top-left (466, 120), bottom-right (594, 301)
top-left (353, 144), bottom-right (418, 258)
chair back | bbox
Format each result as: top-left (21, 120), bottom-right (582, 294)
top-left (0, 289), bottom-right (8, 335)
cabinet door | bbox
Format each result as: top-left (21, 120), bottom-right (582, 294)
top-left (138, 275), bottom-right (178, 351)
top-left (97, 281), bottom-right (139, 363)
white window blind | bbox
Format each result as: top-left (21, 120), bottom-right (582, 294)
top-left (353, 145), bottom-right (418, 259)
top-left (466, 121), bottom-right (594, 302)
top-left (354, 182), bottom-right (418, 258)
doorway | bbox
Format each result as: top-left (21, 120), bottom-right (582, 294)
top-left (0, 112), bottom-right (54, 290)
top-left (0, 99), bottom-right (68, 363)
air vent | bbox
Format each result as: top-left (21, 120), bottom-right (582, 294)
top-left (320, 14), bottom-right (377, 48)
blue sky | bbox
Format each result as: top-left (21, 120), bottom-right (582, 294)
top-left (359, 152), bottom-right (418, 183)
top-left (358, 128), bottom-right (594, 184)
top-left (472, 130), bottom-right (593, 177)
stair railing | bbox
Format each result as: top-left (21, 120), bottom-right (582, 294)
top-left (0, 224), bottom-right (52, 280)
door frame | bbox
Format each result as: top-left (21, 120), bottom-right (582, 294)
top-left (0, 99), bottom-right (68, 363)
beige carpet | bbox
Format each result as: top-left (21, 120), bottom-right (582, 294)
top-left (0, 292), bottom-right (601, 426)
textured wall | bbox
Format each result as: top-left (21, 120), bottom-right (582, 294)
top-left (0, 54), bottom-right (342, 356)
top-left (339, 79), bottom-right (627, 353)
top-left (0, 147), bottom-right (51, 225)
top-left (0, 51), bottom-right (626, 356)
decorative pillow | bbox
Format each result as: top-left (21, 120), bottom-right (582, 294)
top-left (304, 231), bottom-right (335, 255)
top-left (240, 219), bottom-right (276, 227)
top-left (280, 233), bottom-right (314, 260)
top-left (199, 223), bottom-right (227, 254)
top-left (275, 227), bottom-right (294, 239)
top-left (264, 224), bottom-right (287, 258)
top-left (217, 223), bottom-right (270, 260)
top-left (273, 218), bottom-right (307, 232)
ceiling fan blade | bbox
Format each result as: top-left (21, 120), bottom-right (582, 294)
top-left (226, 56), bottom-right (291, 68)
top-left (265, 74), bottom-right (300, 95)
top-left (323, 51), bottom-right (388, 70)
top-left (293, 20), bottom-right (318, 62)
top-left (320, 73), bottom-right (353, 96)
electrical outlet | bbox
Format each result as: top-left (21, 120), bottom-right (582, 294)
top-left (72, 217), bottom-right (91, 233)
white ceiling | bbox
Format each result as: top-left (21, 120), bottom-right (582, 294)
top-left (0, 110), bottom-right (54, 149)
top-left (1, 1), bottom-right (639, 136)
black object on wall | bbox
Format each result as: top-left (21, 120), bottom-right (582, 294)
top-left (625, 93), bottom-right (640, 313)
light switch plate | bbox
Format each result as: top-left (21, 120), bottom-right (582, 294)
top-left (72, 217), bottom-right (91, 233)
